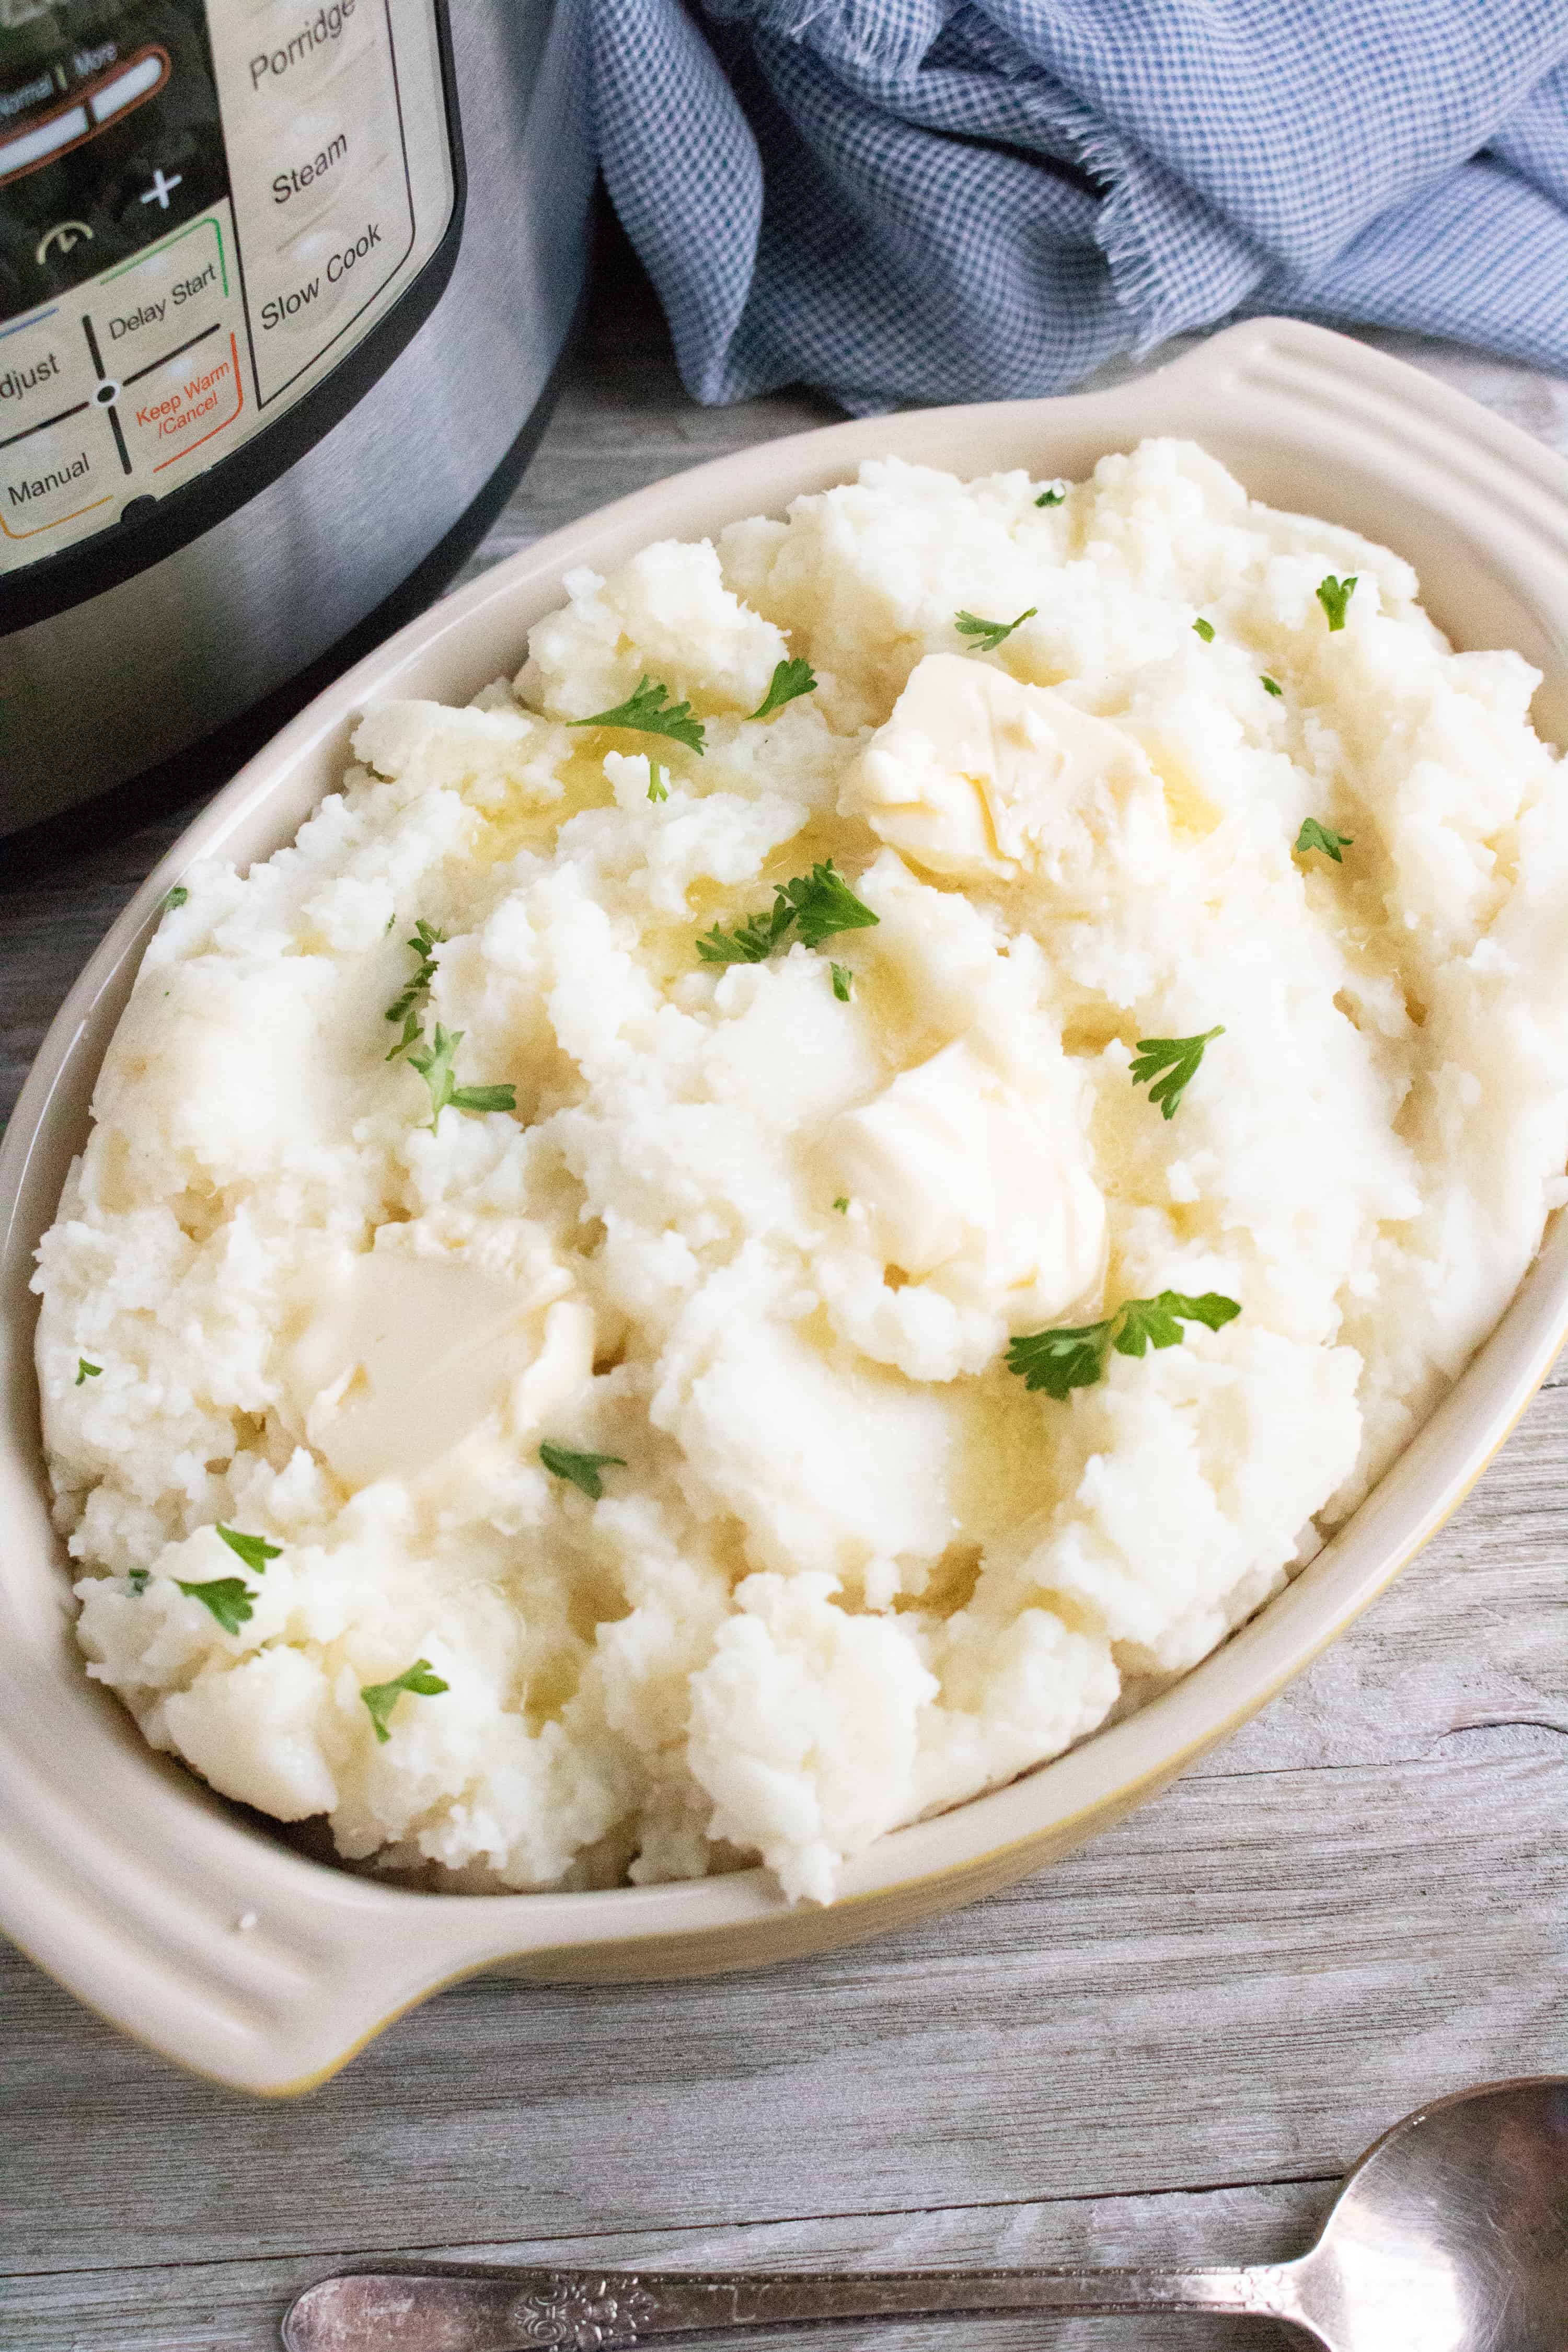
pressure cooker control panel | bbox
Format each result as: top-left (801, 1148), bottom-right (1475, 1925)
top-left (0, 0), bottom-right (453, 579)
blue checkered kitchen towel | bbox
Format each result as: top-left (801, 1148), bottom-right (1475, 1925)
top-left (589, 0), bottom-right (1568, 413)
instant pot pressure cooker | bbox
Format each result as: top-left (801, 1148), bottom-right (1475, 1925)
top-left (0, 0), bottom-right (592, 833)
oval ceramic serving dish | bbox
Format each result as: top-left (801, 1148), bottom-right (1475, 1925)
top-left (5, 319), bottom-right (1568, 2097)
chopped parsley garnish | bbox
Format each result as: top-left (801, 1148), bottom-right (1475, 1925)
top-left (1007, 1290), bottom-right (1241, 1400)
top-left (570, 676), bottom-right (705, 755)
top-left (696, 898), bottom-right (797, 966)
top-left (831, 962), bottom-right (852, 1002)
top-left (833, 1196), bottom-right (850, 1214)
top-left (1316, 574), bottom-right (1357, 631)
top-left (749, 658), bottom-right (817, 721)
top-left (1192, 617), bottom-right (1215, 643)
top-left (1260, 673), bottom-right (1284, 697)
top-left (75, 1358), bottom-right (101, 1386)
top-left (1128, 1025), bottom-right (1224, 1119)
top-left (385, 919), bottom-right (446, 1050)
top-left (162, 884), bottom-right (189, 912)
top-left (1035, 482), bottom-right (1067, 507)
top-left (407, 1024), bottom-right (517, 1131)
top-left (360, 1658), bottom-right (449, 1745)
top-left (647, 759), bottom-right (668, 803)
top-left (216, 1524), bottom-right (281, 1575)
top-left (781, 861), bottom-right (880, 949)
top-left (697, 861), bottom-right (879, 965)
top-left (955, 605), bottom-right (1036, 655)
top-left (1295, 818), bottom-right (1354, 863)
top-left (127, 1569), bottom-right (149, 1595)
top-left (176, 1576), bottom-right (255, 1635)
top-left (539, 1442), bottom-right (627, 1501)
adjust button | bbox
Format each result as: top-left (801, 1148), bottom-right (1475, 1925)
top-left (0, 309), bottom-right (94, 445)
top-left (0, 409), bottom-right (116, 543)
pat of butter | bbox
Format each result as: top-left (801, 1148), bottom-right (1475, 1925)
top-left (845, 652), bottom-right (1166, 891)
top-left (820, 1035), bottom-right (1104, 1320)
top-left (280, 1253), bottom-right (558, 1492)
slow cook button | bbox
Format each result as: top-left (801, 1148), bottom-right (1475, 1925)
top-left (255, 203), bottom-right (400, 344)
top-left (120, 327), bottom-right (244, 474)
top-left (0, 310), bottom-right (94, 441)
top-left (0, 410), bottom-right (116, 544)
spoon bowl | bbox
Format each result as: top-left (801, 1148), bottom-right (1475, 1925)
top-left (284, 2076), bottom-right (1568, 2351)
top-left (1288, 2075), bottom-right (1568, 2351)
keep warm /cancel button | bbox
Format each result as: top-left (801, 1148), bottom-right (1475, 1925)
top-left (121, 329), bottom-right (244, 474)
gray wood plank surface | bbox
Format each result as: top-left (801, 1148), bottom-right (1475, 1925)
top-left (3, 231), bottom-right (1566, 2349)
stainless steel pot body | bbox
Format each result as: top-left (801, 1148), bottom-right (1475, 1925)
top-left (0, 0), bottom-right (591, 832)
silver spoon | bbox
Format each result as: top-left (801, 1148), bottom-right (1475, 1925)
top-left (283, 2075), bottom-right (1568, 2352)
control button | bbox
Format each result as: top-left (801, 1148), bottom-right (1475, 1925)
top-left (120, 327), bottom-right (243, 475)
top-left (34, 222), bottom-right (94, 267)
top-left (0, 102), bottom-right (88, 186)
top-left (86, 213), bottom-right (229, 381)
top-left (238, 1), bottom-right (379, 114)
top-left (0, 310), bottom-right (95, 443)
top-left (89, 52), bottom-right (169, 128)
top-left (0, 410), bottom-right (115, 543)
top-left (140, 168), bottom-right (184, 211)
top-left (245, 153), bottom-right (411, 398)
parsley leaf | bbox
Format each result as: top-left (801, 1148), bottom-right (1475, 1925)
top-left (778, 861), bottom-right (879, 949)
top-left (696, 897), bottom-right (797, 966)
top-left (1316, 574), bottom-right (1357, 632)
top-left (1005, 1321), bottom-right (1113, 1399)
top-left (162, 884), bottom-right (189, 912)
top-left (570, 676), bottom-right (705, 755)
top-left (1128, 1025), bottom-right (1224, 1119)
top-left (749, 658), bottom-right (817, 721)
top-left (1034, 482), bottom-right (1067, 508)
top-left (647, 760), bottom-right (668, 803)
top-left (1294, 818), bottom-right (1354, 863)
top-left (127, 1569), bottom-right (149, 1595)
top-left (75, 1358), bottom-right (101, 1386)
top-left (360, 1657), bottom-right (449, 1745)
top-left (176, 1576), bottom-right (254, 1635)
top-left (1007, 1290), bottom-right (1241, 1400)
top-left (697, 862), bottom-right (878, 964)
top-left (1260, 674), bottom-right (1284, 697)
top-left (539, 1442), bottom-right (627, 1500)
top-left (833, 1196), bottom-right (850, 1214)
top-left (831, 962), bottom-right (852, 1002)
top-left (385, 1008), bottom-right (423, 1062)
top-left (406, 1024), bottom-right (517, 1131)
top-left (385, 919), bottom-right (446, 1042)
top-left (955, 606), bottom-right (1037, 655)
top-left (1113, 1289), bottom-right (1241, 1356)
top-left (216, 1524), bottom-right (281, 1575)
top-left (1192, 617), bottom-right (1215, 643)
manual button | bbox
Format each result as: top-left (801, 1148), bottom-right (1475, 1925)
top-left (0, 313), bottom-right (94, 445)
top-left (0, 410), bottom-right (116, 542)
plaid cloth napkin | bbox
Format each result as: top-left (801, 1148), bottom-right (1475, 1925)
top-left (590, 0), bottom-right (1568, 413)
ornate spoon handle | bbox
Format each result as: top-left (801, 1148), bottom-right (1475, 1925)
top-left (282, 2258), bottom-right (1318, 2351)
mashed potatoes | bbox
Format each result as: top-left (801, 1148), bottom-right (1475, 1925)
top-left (34, 440), bottom-right (1568, 1903)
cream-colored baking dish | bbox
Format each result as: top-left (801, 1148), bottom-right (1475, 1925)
top-left (5, 319), bottom-right (1568, 2097)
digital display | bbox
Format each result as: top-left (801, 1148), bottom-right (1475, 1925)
top-left (0, 1), bottom-right (225, 324)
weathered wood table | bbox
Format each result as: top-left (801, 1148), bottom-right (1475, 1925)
top-left (4, 248), bottom-right (1566, 2350)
